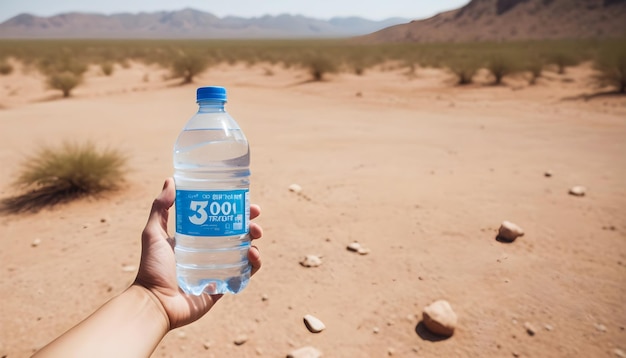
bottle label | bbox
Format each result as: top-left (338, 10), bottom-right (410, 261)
top-left (175, 189), bottom-right (249, 237)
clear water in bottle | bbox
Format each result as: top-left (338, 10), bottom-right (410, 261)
top-left (173, 86), bottom-right (251, 295)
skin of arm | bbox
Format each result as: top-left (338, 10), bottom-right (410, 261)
top-left (32, 178), bottom-right (263, 357)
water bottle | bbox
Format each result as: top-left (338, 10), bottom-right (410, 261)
top-left (173, 86), bottom-right (251, 295)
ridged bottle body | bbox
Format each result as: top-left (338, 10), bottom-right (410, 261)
top-left (173, 98), bottom-right (250, 295)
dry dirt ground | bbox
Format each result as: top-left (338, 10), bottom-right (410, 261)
top-left (0, 60), bottom-right (625, 357)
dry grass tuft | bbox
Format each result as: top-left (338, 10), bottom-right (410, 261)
top-left (1, 142), bottom-right (126, 214)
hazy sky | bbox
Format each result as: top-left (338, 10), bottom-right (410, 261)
top-left (0, 0), bottom-right (471, 23)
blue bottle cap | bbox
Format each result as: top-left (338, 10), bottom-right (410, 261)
top-left (196, 86), bottom-right (227, 102)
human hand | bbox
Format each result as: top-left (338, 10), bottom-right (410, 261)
top-left (133, 178), bottom-right (263, 329)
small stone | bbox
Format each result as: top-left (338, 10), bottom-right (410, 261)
top-left (121, 265), bottom-right (136, 273)
top-left (569, 186), bottom-right (586, 197)
top-left (373, 326), bottom-right (380, 334)
top-left (594, 323), bottom-right (607, 332)
top-left (300, 255), bottom-right (322, 268)
top-left (387, 347), bottom-right (395, 356)
top-left (287, 346), bottom-right (322, 358)
top-left (357, 247), bottom-right (371, 255)
top-left (524, 322), bottom-right (536, 336)
top-left (544, 171), bottom-right (553, 177)
top-left (100, 217), bottom-right (108, 223)
top-left (614, 348), bottom-right (626, 358)
top-left (255, 347), bottom-right (263, 355)
top-left (288, 184), bottom-right (302, 193)
top-left (177, 331), bottom-right (187, 339)
top-left (31, 238), bottom-right (41, 247)
top-left (303, 314), bottom-right (326, 333)
top-left (498, 221), bottom-right (525, 242)
top-left (544, 324), bottom-right (553, 331)
top-left (203, 341), bottom-right (211, 350)
top-left (261, 294), bottom-right (269, 301)
top-left (346, 242), bottom-right (362, 252)
top-left (234, 334), bottom-right (248, 345)
top-left (422, 300), bottom-right (458, 337)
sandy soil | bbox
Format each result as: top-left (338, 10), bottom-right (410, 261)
top-left (0, 60), bottom-right (625, 358)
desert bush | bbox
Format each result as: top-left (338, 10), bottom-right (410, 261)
top-left (1, 142), bottom-right (126, 213)
top-left (445, 58), bottom-right (480, 85)
top-left (485, 54), bottom-right (518, 85)
top-left (0, 59), bottom-right (13, 75)
top-left (523, 57), bottom-right (544, 85)
top-left (303, 55), bottom-right (338, 81)
top-left (47, 71), bottom-right (82, 97)
top-left (593, 47), bottom-right (626, 93)
top-left (171, 51), bottom-right (209, 84)
top-left (100, 62), bottom-right (114, 76)
top-left (547, 51), bottom-right (578, 74)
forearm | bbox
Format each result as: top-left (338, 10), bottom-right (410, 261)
top-left (33, 285), bottom-right (170, 358)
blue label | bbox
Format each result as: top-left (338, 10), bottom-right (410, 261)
top-left (176, 189), bottom-right (249, 237)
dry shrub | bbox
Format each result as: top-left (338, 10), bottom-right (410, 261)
top-left (47, 71), bottom-right (82, 97)
top-left (1, 142), bottom-right (126, 213)
top-left (304, 55), bottom-right (338, 81)
top-left (171, 51), bottom-right (209, 84)
top-left (594, 47), bottom-right (626, 93)
top-left (445, 59), bottom-right (480, 85)
top-left (548, 51), bottom-right (578, 74)
top-left (101, 62), bottom-right (114, 76)
top-left (523, 57), bottom-right (544, 85)
top-left (38, 51), bottom-right (87, 97)
top-left (485, 54), bottom-right (518, 85)
top-left (0, 59), bottom-right (13, 75)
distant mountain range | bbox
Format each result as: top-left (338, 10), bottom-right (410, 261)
top-left (360, 0), bottom-right (626, 42)
top-left (0, 8), bottom-right (410, 39)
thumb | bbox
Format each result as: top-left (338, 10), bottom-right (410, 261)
top-left (144, 178), bottom-right (176, 236)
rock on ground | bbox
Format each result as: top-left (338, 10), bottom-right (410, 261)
top-left (422, 300), bottom-right (458, 337)
top-left (287, 346), bottom-right (322, 358)
top-left (498, 221), bottom-right (525, 242)
top-left (569, 186), bottom-right (586, 197)
top-left (303, 314), bottom-right (326, 333)
top-left (288, 184), bottom-right (302, 193)
top-left (233, 334), bottom-right (248, 345)
top-left (300, 255), bottom-right (322, 268)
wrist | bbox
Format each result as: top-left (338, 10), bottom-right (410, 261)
top-left (127, 284), bottom-right (171, 333)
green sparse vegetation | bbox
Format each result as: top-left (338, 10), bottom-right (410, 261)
top-left (485, 53), bottom-right (518, 85)
top-left (1, 142), bottom-right (126, 213)
top-left (594, 47), bottom-right (626, 93)
top-left (445, 58), bottom-right (480, 85)
top-left (0, 38), bottom-right (622, 90)
top-left (523, 56), bottom-right (544, 85)
top-left (547, 51), bottom-right (579, 75)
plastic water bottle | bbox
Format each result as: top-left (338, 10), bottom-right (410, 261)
top-left (173, 86), bottom-right (251, 295)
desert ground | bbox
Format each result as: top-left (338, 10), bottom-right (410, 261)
top-left (0, 60), bottom-right (625, 357)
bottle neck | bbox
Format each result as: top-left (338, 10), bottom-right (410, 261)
top-left (197, 100), bottom-right (226, 113)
